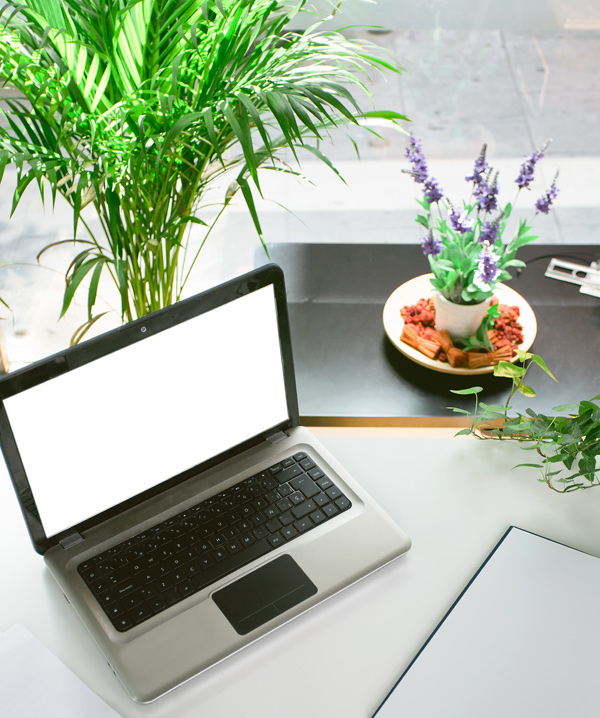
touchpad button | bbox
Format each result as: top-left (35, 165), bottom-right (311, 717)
top-left (212, 554), bottom-right (318, 635)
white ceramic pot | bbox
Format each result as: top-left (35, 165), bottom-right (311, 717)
top-left (434, 292), bottom-right (491, 340)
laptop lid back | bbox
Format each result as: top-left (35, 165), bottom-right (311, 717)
top-left (0, 264), bottom-right (298, 555)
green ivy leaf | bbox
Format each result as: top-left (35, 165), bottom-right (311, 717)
top-left (494, 361), bottom-right (526, 379)
top-left (552, 404), bottom-right (579, 413)
top-left (479, 402), bottom-right (507, 413)
top-left (580, 400), bottom-right (600, 413)
top-left (514, 348), bottom-right (532, 362)
top-left (579, 456), bottom-right (596, 475)
top-left (528, 353), bottom-right (558, 382)
top-left (518, 384), bottom-right (537, 398)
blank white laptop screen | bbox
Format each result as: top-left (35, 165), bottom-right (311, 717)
top-left (4, 284), bottom-right (289, 539)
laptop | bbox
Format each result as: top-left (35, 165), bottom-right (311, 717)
top-left (0, 264), bottom-right (411, 703)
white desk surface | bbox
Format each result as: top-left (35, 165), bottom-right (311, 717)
top-left (3, 433), bottom-right (600, 717)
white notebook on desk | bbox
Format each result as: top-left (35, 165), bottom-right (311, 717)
top-left (374, 526), bottom-right (600, 718)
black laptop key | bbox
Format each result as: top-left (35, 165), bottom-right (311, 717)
top-left (90, 577), bottom-right (114, 594)
top-left (264, 505), bottom-right (279, 520)
top-left (336, 497), bottom-right (352, 512)
top-left (310, 509), bottom-right (327, 525)
top-left (316, 475), bottom-right (333, 490)
top-left (291, 499), bottom-right (317, 520)
top-left (281, 526), bottom-right (298, 540)
top-left (80, 566), bottom-right (101, 583)
top-left (212, 547), bottom-right (228, 562)
top-left (266, 518), bottom-right (282, 533)
top-left (322, 503), bottom-right (339, 518)
top-left (278, 511), bottom-right (295, 526)
top-left (252, 525), bottom-right (269, 540)
top-left (294, 516), bottom-right (314, 533)
top-left (106, 603), bottom-right (124, 618)
top-left (240, 534), bottom-right (255, 548)
top-left (326, 486), bottom-right (343, 500)
top-left (199, 555), bottom-right (214, 569)
top-left (250, 483), bottom-right (267, 497)
top-left (268, 533), bottom-right (285, 548)
top-left (251, 512), bottom-right (267, 527)
top-left (132, 604), bottom-right (152, 625)
top-left (115, 581), bottom-right (138, 599)
top-left (121, 590), bottom-right (144, 610)
top-left (276, 497), bottom-right (293, 512)
top-left (97, 589), bottom-right (116, 606)
top-left (239, 505), bottom-right (254, 518)
top-left (289, 475), bottom-right (320, 499)
top-left (313, 492), bottom-right (329, 508)
top-left (179, 580), bottom-right (196, 598)
top-left (289, 492), bottom-right (305, 506)
top-left (263, 476), bottom-right (278, 491)
top-left (162, 587), bottom-right (181, 606)
top-left (148, 595), bottom-right (166, 613)
top-left (226, 539), bottom-right (242, 554)
top-left (276, 464), bottom-right (303, 483)
top-left (78, 453), bottom-right (352, 632)
top-left (115, 615), bottom-right (134, 631)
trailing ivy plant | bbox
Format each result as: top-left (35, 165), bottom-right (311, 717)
top-left (449, 350), bottom-right (600, 492)
top-left (0, 0), bottom-right (406, 338)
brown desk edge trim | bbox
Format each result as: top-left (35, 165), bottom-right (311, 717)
top-left (300, 416), bottom-right (470, 429)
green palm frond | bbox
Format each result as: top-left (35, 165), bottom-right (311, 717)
top-left (0, 0), bottom-right (407, 324)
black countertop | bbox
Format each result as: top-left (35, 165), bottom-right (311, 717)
top-left (258, 243), bottom-right (600, 424)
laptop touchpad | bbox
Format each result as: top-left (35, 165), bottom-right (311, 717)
top-left (212, 554), bottom-right (318, 635)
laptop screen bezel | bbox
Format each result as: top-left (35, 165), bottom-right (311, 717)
top-left (0, 264), bottom-right (299, 555)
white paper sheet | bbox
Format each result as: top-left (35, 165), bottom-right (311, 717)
top-left (0, 625), bottom-right (119, 717)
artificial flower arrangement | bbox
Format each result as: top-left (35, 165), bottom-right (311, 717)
top-left (406, 135), bottom-right (559, 304)
top-left (399, 136), bottom-right (559, 369)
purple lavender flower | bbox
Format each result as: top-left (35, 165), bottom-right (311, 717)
top-left (477, 171), bottom-right (499, 212)
top-left (404, 135), bottom-right (429, 184)
top-left (479, 212), bottom-right (503, 244)
top-left (421, 229), bottom-right (442, 256)
top-left (515, 139), bottom-right (551, 189)
top-left (449, 207), bottom-right (473, 234)
top-left (466, 145), bottom-right (493, 206)
top-left (424, 177), bottom-right (443, 203)
top-left (535, 173), bottom-right (559, 214)
top-left (479, 221), bottom-right (498, 244)
top-left (474, 241), bottom-right (500, 290)
top-left (466, 144), bottom-right (489, 183)
top-left (472, 174), bottom-right (489, 201)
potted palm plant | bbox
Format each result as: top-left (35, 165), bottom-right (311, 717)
top-left (0, 0), bottom-right (406, 339)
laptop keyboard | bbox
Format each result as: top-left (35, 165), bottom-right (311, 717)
top-left (77, 451), bottom-right (352, 632)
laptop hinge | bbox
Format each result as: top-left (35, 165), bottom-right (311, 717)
top-left (59, 532), bottom-right (84, 550)
top-left (266, 430), bottom-right (289, 445)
